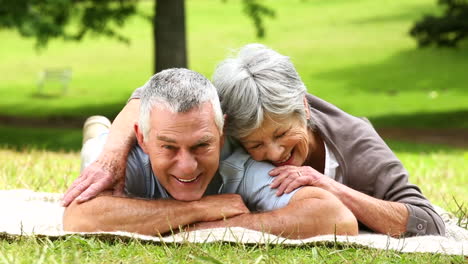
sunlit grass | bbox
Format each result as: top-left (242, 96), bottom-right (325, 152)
top-left (0, 235), bottom-right (465, 263)
top-left (0, 149), bottom-right (79, 193)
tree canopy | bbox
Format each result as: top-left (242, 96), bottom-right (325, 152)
top-left (0, 0), bottom-right (274, 72)
top-left (410, 0), bottom-right (468, 47)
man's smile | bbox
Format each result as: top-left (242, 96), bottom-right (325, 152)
top-left (173, 174), bottom-right (201, 183)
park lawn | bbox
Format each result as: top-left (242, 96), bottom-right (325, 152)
top-left (0, 139), bottom-right (466, 263)
top-left (0, 0), bottom-right (467, 128)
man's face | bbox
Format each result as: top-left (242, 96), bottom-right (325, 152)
top-left (136, 102), bottom-right (223, 201)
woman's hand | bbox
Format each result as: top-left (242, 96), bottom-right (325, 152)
top-left (62, 157), bottom-right (126, 206)
top-left (269, 166), bottom-right (329, 196)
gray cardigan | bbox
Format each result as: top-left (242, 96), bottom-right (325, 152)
top-left (129, 86), bottom-right (445, 236)
top-left (306, 94), bottom-right (444, 236)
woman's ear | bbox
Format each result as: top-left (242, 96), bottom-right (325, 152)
top-left (303, 95), bottom-right (311, 119)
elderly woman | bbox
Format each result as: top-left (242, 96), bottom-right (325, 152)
top-left (210, 44), bottom-right (444, 237)
top-left (63, 44), bottom-right (444, 237)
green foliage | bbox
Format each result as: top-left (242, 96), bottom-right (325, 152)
top-left (410, 0), bottom-right (468, 47)
top-left (0, 0), bottom-right (138, 49)
top-left (242, 0), bottom-right (275, 38)
top-left (0, 0), bottom-right (272, 50)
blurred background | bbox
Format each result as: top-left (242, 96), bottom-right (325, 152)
top-left (0, 0), bottom-right (467, 151)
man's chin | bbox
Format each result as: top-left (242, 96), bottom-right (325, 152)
top-left (170, 192), bottom-right (204, 202)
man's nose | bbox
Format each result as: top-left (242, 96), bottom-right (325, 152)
top-left (176, 149), bottom-right (198, 175)
top-left (265, 143), bottom-right (284, 162)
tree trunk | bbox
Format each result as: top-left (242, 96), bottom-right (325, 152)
top-left (154, 0), bottom-right (187, 74)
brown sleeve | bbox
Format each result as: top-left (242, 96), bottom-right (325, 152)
top-left (374, 162), bottom-right (445, 236)
top-left (327, 109), bottom-right (444, 236)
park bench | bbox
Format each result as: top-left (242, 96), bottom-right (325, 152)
top-left (37, 68), bottom-right (72, 94)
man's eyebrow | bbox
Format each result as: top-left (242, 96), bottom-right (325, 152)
top-left (194, 135), bottom-right (215, 145)
top-left (156, 135), bottom-right (177, 143)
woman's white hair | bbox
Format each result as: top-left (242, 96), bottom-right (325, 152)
top-left (212, 43), bottom-right (310, 139)
top-left (139, 68), bottom-right (224, 141)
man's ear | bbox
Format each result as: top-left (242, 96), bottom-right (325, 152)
top-left (134, 122), bottom-right (149, 153)
top-left (303, 96), bottom-right (311, 119)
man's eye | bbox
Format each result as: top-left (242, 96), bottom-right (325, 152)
top-left (192, 143), bottom-right (210, 152)
top-left (162, 145), bottom-right (175, 150)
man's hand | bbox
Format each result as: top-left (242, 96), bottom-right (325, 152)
top-left (198, 194), bottom-right (250, 222)
top-left (62, 158), bottom-right (126, 206)
top-left (269, 166), bottom-right (332, 196)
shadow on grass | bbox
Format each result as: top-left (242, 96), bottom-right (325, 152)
top-left (0, 125), bottom-right (82, 152)
top-left (370, 109), bottom-right (468, 129)
top-left (0, 100), bottom-right (126, 125)
top-left (351, 2), bottom-right (438, 25)
top-left (384, 139), bottom-right (464, 154)
top-left (0, 101), bottom-right (126, 151)
top-left (0, 101), bottom-right (126, 128)
top-left (313, 47), bottom-right (468, 94)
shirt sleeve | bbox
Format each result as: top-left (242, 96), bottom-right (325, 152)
top-left (237, 159), bottom-right (300, 212)
top-left (124, 145), bottom-right (153, 199)
top-left (80, 133), bottom-right (107, 169)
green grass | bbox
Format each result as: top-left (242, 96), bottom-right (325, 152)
top-left (0, 0), bottom-right (467, 128)
top-left (0, 125), bottom-right (82, 151)
top-left (0, 236), bottom-right (465, 263)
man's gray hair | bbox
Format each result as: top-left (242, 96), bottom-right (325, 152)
top-left (212, 43), bottom-right (310, 139)
top-left (139, 68), bottom-right (224, 140)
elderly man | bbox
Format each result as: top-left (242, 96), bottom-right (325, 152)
top-left (63, 69), bottom-right (358, 237)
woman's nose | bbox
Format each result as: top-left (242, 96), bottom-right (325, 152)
top-left (265, 143), bottom-right (284, 162)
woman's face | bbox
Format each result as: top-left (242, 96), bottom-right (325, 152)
top-left (239, 114), bottom-right (311, 167)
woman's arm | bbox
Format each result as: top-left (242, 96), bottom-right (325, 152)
top-left (190, 187), bottom-right (358, 238)
top-left (269, 165), bottom-right (440, 237)
top-left (62, 99), bottom-right (141, 206)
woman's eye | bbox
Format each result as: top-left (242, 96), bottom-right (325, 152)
top-left (277, 131), bottom-right (287, 138)
top-left (250, 144), bottom-right (262, 149)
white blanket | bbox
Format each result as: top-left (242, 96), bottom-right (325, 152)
top-left (1, 189), bottom-right (466, 256)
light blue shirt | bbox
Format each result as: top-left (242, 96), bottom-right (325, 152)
top-left (124, 137), bottom-right (299, 212)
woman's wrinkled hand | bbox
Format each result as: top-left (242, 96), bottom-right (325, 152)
top-left (269, 166), bottom-right (327, 196)
top-left (62, 158), bottom-right (126, 206)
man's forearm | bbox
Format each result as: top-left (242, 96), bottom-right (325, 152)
top-left (64, 196), bottom-right (203, 235)
top-left (193, 187), bottom-right (358, 239)
top-left (321, 181), bottom-right (408, 237)
top-left (63, 194), bottom-right (249, 236)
